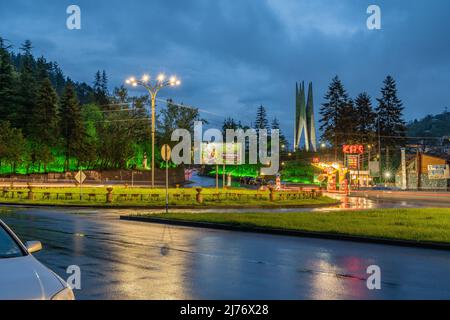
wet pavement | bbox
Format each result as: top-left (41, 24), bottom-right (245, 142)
top-left (1, 204), bottom-right (450, 300)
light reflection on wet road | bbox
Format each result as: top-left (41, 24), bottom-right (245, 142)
top-left (1, 203), bottom-right (450, 300)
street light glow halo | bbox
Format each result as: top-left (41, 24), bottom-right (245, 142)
top-left (157, 73), bottom-right (165, 82)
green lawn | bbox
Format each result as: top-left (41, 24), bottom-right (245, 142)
top-left (0, 186), bottom-right (337, 208)
top-left (149, 208), bottom-right (450, 244)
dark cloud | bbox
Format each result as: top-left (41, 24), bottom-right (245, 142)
top-left (0, 0), bottom-right (449, 143)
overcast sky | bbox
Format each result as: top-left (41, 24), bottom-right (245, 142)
top-left (1, 0), bottom-right (449, 143)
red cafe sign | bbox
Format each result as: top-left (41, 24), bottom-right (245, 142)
top-left (343, 144), bottom-right (364, 154)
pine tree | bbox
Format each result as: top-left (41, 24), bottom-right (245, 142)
top-left (341, 98), bottom-right (357, 143)
top-left (17, 40), bottom-right (38, 134)
top-left (255, 105), bottom-right (269, 131)
top-left (60, 82), bottom-right (85, 170)
top-left (101, 70), bottom-right (108, 94)
top-left (376, 75), bottom-right (406, 167)
top-left (319, 76), bottom-right (354, 157)
top-left (50, 62), bottom-right (66, 96)
top-left (32, 78), bottom-right (59, 145)
top-left (29, 77), bottom-right (59, 172)
top-left (271, 117), bottom-right (288, 150)
top-left (93, 70), bottom-right (101, 96)
top-left (36, 56), bottom-right (51, 81)
top-left (0, 38), bottom-right (17, 124)
top-left (354, 92), bottom-right (376, 144)
top-left (75, 82), bottom-right (95, 105)
top-left (93, 70), bottom-right (109, 107)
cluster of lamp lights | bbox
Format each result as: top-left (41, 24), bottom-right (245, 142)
top-left (125, 73), bottom-right (181, 187)
top-left (125, 74), bottom-right (181, 88)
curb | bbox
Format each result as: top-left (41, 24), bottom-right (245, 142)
top-left (120, 216), bottom-right (450, 251)
top-left (349, 192), bottom-right (450, 204)
top-left (0, 201), bottom-right (340, 210)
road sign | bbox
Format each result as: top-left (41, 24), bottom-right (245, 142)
top-left (74, 170), bottom-right (86, 184)
top-left (161, 145), bottom-right (171, 161)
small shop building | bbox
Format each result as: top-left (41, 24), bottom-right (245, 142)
top-left (395, 153), bottom-right (450, 191)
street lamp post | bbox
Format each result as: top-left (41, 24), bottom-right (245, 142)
top-left (126, 74), bottom-right (181, 187)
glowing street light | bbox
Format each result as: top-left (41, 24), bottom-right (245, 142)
top-left (157, 73), bottom-right (165, 82)
top-left (125, 73), bottom-right (181, 187)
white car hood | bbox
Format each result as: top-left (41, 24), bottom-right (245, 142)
top-left (0, 255), bottom-right (65, 300)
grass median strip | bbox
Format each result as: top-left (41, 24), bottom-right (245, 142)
top-left (148, 208), bottom-right (450, 244)
top-left (0, 187), bottom-right (337, 208)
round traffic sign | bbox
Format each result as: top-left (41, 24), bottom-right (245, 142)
top-left (161, 144), bottom-right (171, 161)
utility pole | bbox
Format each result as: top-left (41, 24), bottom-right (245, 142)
top-left (378, 116), bottom-right (382, 179)
top-left (215, 164), bottom-right (219, 189)
top-left (335, 133), bottom-right (338, 162)
top-left (357, 154), bottom-right (360, 190)
top-left (222, 163), bottom-right (226, 188)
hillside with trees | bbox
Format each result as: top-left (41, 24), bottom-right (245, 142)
top-left (407, 109), bottom-right (450, 137)
top-left (0, 38), bottom-right (201, 174)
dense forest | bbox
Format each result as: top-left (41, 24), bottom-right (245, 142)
top-left (0, 38), bottom-right (201, 174)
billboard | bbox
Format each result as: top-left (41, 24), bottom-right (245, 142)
top-left (428, 164), bottom-right (450, 180)
top-left (202, 143), bottom-right (243, 165)
top-left (369, 160), bottom-right (380, 177)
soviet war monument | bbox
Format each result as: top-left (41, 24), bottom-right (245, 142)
top-left (294, 82), bottom-right (317, 152)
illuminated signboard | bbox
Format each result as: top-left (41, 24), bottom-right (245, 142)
top-left (202, 143), bottom-right (243, 165)
top-left (346, 155), bottom-right (359, 170)
top-left (343, 144), bottom-right (364, 154)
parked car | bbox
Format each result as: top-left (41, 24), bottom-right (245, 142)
top-left (0, 219), bottom-right (75, 300)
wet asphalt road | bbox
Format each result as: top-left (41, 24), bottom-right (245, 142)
top-left (1, 201), bottom-right (450, 300)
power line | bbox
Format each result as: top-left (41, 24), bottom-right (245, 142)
top-left (331, 131), bottom-right (447, 140)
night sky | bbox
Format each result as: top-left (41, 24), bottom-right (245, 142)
top-left (1, 0), bottom-right (449, 143)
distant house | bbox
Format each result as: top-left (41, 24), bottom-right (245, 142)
top-left (395, 153), bottom-right (450, 191)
